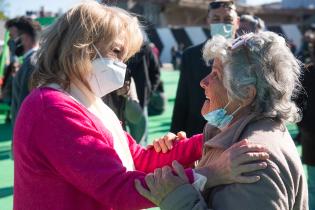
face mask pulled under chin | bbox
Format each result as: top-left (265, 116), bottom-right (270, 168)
top-left (89, 57), bottom-right (127, 97)
top-left (202, 101), bottom-right (241, 130)
top-left (210, 23), bottom-right (234, 39)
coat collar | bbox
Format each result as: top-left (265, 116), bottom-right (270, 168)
top-left (203, 112), bottom-right (259, 150)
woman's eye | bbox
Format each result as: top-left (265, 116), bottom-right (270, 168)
top-left (111, 47), bottom-right (122, 55)
top-left (113, 49), bottom-right (120, 54)
top-left (212, 18), bottom-right (220, 22)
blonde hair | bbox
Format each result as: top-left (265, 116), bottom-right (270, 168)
top-left (32, 1), bottom-right (143, 91)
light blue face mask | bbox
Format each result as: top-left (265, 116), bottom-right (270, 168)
top-left (202, 101), bottom-right (241, 130)
top-left (210, 23), bottom-right (233, 38)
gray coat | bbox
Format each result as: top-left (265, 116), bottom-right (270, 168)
top-left (161, 113), bottom-right (308, 210)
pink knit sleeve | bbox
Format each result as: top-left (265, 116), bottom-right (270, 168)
top-left (34, 104), bottom-right (155, 210)
top-left (126, 132), bottom-right (204, 173)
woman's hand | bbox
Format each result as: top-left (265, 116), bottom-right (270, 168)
top-left (134, 160), bottom-right (188, 205)
top-left (196, 139), bottom-right (269, 188)
top-left (147, 131), bottom-right (187, 153)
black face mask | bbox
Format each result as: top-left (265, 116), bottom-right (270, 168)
top-left (7, 39), bottom-right (16, 52)
top-left (14, 37), bottom-right (24, 57)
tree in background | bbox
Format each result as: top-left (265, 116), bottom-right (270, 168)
top-left (0, 0), bottom-right (8, 20)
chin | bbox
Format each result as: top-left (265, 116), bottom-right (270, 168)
top-left (201, 101), bottom-right (211, 115)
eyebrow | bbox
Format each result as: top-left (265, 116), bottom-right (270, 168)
top-left (211, 15), bottom-right (220, 19)
top-left (224, 16), bottom-right (234, 20)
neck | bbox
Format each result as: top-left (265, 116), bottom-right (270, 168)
top-left (24, 42), bottom-right (38, 53)
top-left (229, 106), bottom-right (252, 125)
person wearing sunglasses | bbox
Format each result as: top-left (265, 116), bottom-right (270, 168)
top-left (170, 0), bottom-right (239, 138)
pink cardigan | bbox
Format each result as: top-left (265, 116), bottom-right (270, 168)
top-left (13, 87), bottom-right (203, 210)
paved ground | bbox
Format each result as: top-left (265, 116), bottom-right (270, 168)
top-left (0, 70), bottom-right (301, 210)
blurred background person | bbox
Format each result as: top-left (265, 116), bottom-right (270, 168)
top-left (102, 69), bottom-right (143, 131)
top-left (170, 0), bottom-right (239, 137)
top-left (149, 42), bottom-right (162, 67)
top-left (237, 14), bottom-right (265, 35)
top-left (298, 28), bottom-right (315, 63)
top-left (5, 18), bottom-right (22, 64)
top-left (171, 45), bottom-right (178, 70)
top-left (296, 30), bottom-right (315, 210)
top-left (127, 39), bottom-right (161, 144)
top-left (6, 17), bottom-right (41, 126)
top-left (175, 43), bottom-right (184, 70)
top-left (0, 58), bottom-right (20, 123)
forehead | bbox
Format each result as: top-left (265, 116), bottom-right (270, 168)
top-left (209, 7), bottom-right (235, 19)
top-left (97, 33), bottom-right (125, 50)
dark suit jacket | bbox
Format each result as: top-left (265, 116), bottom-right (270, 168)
top-left (11, 50), bottom-right (37, 125)
top-left (170, 43), bottom-right (211, 137)
top-left (296, 64), bottom-right (315, 165)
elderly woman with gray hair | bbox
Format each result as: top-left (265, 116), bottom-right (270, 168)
top-left (135, 31), bottom-right (308, 210)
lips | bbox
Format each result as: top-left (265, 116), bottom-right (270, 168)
top-left (204, 98), bottom-right (210, 106)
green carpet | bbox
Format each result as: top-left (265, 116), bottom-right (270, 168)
top-left (0, 112), bottom-right (13, 210)
top-left (0, 70), bottom-right (303, 210)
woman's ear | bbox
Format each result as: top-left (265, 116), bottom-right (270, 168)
top-left (241, 85), bottom-right (256, 107)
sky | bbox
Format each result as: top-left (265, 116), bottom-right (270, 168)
top-left (5, 0), bottom-right (83, 18)
top-left (242, 0), bottom-right (281, 5)
top-left (5, 0), bottom-right (281, 18)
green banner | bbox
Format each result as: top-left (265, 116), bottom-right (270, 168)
top-left (36, 17), bottom-right (56, 26)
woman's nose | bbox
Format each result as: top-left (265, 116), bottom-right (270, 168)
top-left (200, 76), bottom-right (208, 89)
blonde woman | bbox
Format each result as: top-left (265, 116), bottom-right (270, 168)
top-left (13, 2), bottom-right (269, 210)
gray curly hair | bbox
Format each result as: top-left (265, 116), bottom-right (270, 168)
top-left (203, 31), bottom-right (302, 123)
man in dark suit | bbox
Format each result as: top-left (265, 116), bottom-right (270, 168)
top-left (295, 30), bottom-right (315, 209)
top-left (8, 17), bottom-right (41, 125)
top-left (170, 0), bottom-right (239, 137)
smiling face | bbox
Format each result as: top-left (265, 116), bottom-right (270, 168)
top-left (200, 58), bottom-right (229, 116)
top-left (200, 58), bottom-right (243, 117)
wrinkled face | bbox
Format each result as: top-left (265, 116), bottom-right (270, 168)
top-left (200, 58), bottom-right (229, 115)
